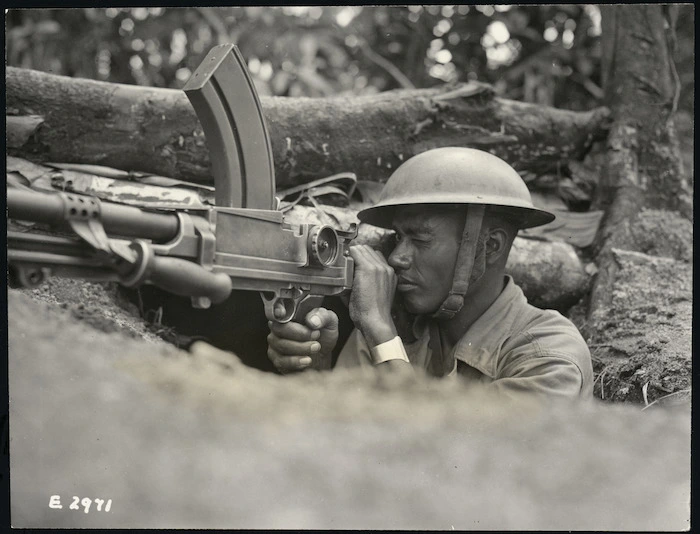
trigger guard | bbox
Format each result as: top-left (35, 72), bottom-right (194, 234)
top-left (260, 292), bottom-right (296, 323)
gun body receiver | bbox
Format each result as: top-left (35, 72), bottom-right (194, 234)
top-left (7, 44), bottom-right (355, 323)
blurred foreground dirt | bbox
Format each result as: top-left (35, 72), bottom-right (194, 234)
top-left (8, 286), bottom-right (690, 530)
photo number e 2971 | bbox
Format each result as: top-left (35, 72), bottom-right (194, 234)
top-left (49, 495), bottom-right (112, 513)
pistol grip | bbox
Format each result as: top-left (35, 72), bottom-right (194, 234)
top-left (291, 295), bottom-right (324, 324)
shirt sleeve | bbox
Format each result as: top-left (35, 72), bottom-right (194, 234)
top-left (334, 328), bottom-right (374, 369)
top-left (488, 354), bottom-right (587, 401)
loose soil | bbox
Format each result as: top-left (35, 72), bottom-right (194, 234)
top-left (21, 278), bottom-right (162, 343)
top-left (577, 209), bottom-right (693, 404)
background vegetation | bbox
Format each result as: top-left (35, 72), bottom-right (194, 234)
top-left (6, 5), bottom-right (694, 114)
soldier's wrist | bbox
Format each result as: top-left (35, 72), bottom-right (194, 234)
top-left (360, 319), bottom-right (397, 348)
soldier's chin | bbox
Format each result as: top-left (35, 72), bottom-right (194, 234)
top-left (402, 295), bottom-right (437, 316)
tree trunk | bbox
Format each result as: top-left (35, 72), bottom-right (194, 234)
top-left (6, 66), bottom-right (610, 189)
top-left (589, 5), bottom-right (692, 319)
top-left (586, 5), bottom-right (693, 403)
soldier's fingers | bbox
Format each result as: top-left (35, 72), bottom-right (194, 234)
top-left (363, 249), bottom-right (394, 276)
top-left (268, 320), bottom-right (320, 342)
top-left (350, 245), bottom-right (393, 273)
top-left (267, 347), bottom-right (313, 372)
top-left (273, 300), bottom-right (287, 320)
top-left (268, 335), bottom-right (321, 357)
top-left (348, 244), bottom-right (367, 263)
top-left (363, 246), bottom-right (391, 267)
top-left (349, 245), bottom-right (377, 269)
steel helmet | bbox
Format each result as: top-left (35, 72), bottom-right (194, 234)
top-left (357, 147), bottom-right (555, 321)
top-left (358, 147), bottom-right (555, 229)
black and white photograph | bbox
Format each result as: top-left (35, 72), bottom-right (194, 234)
top-left (5, 4), bottom-right (692, 530)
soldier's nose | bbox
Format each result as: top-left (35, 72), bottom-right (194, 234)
top-left (388, 244), bottom-right (410, 271)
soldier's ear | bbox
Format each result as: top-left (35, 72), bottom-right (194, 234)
top-left (484, 227), bottom-right (509, 265)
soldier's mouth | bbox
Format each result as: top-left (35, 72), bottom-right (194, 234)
top-left (397, 280), bottom-right (418, 291)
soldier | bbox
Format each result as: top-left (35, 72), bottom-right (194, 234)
top-left (267, 147), bottom-right (593, 398)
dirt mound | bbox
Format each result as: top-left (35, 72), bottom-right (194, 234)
top-left (587, 249), bottom-right (692, 403)
top-left (582, 208), bottom-right (693, 404)
top-left (8, 290), bottom-right (690, 530)
top-left (612, 209), bottom-right (693, 263)
top-left (21, 278), bottom-right (161, 342)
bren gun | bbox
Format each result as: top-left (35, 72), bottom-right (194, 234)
top-left (7, 44), bottom-right (356, 323)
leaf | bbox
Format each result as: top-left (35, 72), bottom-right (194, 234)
top-left (519, 209), bottom-right (604, 248)
top-left (7, 172), bottom-right (32, 190)
top-left (278, 173), bottom-right (358, 210)
top-left (641, 388), bottom-right (691, 411)
top-left (6, 115), bottom-right (44, 148)
top-left (7, 156), bottom-right (51, 181)
top-left (44, 162), bottom-right (129, 179)
top-left (557, 177), bottom-right (591, 204)
top-left (135, 175), bottom-right (215, 192)
top-left (35, 20), bottom-right (61, 35)
top-left (354, 180), bottom-right (385, 205)
top-left (530, 191), bottom-right (568, 211)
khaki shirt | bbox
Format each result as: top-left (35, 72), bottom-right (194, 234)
top-left (335, 276), bottom-right (593, 399)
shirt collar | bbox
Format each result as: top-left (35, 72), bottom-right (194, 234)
top-left (450, 275), bottom-right (526, 378)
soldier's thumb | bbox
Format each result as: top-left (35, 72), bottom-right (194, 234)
top-left (306, 308), bottom-right (339, 332)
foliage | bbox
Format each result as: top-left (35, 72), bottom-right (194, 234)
top-left (5, 5), bottom-right (694, 113)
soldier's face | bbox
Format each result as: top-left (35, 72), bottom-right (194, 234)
top-left (388, 206), bottom-right (463, 315)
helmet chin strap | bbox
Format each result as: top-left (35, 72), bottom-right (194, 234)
top-left (432, 204), bottom-right (485, 321)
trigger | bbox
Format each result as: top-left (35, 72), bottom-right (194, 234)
top-left (260, 293), bottom-right (295, 323)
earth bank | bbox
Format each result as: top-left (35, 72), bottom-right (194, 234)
top-left (8, 274), bottom-right (691, 529)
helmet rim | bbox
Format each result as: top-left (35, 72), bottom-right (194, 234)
top-left (358, 200), bottom-right (555, 230)
top-left (356, 147), bottom-right (555, 230)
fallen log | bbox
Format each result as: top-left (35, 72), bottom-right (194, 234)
top-left (7, 66), bottom-right (609, 188)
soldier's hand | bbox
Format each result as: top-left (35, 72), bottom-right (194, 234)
top-left (267, 307), bottom-right (339, 373)
top-left (348, 245), bottom-right (398, 347)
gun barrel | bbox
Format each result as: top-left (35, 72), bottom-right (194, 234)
top-left (7, 188), bottom-right (180, 242)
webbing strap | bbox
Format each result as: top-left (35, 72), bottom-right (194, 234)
top-left (432, 204), bottom-right (485, 321)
